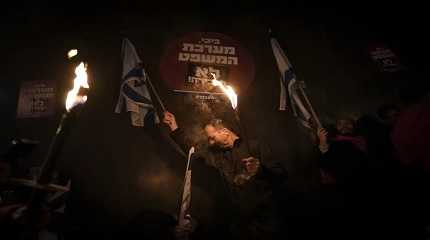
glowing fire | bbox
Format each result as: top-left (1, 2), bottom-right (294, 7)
top-left (211, 73), bottom-right (237, 109)
top-left (67, 49), bottom-right (78, 59)
top-left (65, 62), bottom-right (89, 111)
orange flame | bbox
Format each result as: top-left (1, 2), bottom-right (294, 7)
top-left (65, 62), bottom-right (89, 111)
top-left (211, 73), bottom-right (237, 109)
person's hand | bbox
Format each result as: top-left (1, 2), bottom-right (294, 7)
top-left (317, 128), bottom-right (328, 144)
top-left (242, 157), bottom-right (260, 177)
top-left (174, 215), bottom-right (197, 240)
top-left (163, 111), bottom-right (178, 132)
top-left (317, 128), bottom-right (329, 153)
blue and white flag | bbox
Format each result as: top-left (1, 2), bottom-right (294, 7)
top-left (270, 37), bottom-right (313, 128)
top-left (115, 38), bottom-right (158, 127)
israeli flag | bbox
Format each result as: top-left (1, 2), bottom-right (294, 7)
top-left (115, 38), bottom-right (158, 127)
top-left (270, 37), bottom-right (312, 128)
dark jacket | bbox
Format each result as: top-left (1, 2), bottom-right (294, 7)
top-left (171, 128), bottom-right (287, 239)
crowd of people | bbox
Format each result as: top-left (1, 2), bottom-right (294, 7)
top-left (309, 95), bottom-right (430, 239)
top-left (0, 91), bottom-right (429, 239)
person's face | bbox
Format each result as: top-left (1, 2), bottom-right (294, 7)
top-left (336, 119), bottom-right (355, 135)
top-left (204, 125), bottom-right (231, 149)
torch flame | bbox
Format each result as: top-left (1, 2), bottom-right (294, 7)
top-left (67, 49), bottom-right (78, 59)
top-left (211, 73), bottom-right (237, 109)
top-left (65, 62), bottom-right (89, 111)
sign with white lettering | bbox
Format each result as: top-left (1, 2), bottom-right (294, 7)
top-left (160, 32), bottom-right (255, 99)
top-left (16, 81), bottom-right (55, 118)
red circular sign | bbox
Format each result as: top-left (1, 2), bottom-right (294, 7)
top-left (160, 32), bottom-right (255, 95)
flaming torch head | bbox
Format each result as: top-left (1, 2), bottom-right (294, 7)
top-left (211, 73), bottom-right (237, 109)
top-left (67, 49), bottom-right (78, 59)
top-left (65, 62), bottom-right (89, 112)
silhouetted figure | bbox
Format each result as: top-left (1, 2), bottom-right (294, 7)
top-left (163, 112), bottom-right (288, 240)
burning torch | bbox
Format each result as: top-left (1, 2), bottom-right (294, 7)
top-left (37, 50), bottom-right (86, 186)
top-left (37, 62), bottom-right (89, 185)
top-left (210, 73), bottom-right (251, 153)
top-left (10, 51), bottom-right (90, 230)
top-left (28, 56), bottom-right (89, 213)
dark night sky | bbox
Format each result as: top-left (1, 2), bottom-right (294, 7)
top-left (1, 1), bottom-right (428, 69)
top-left (1, 1), bottom-right (428, 121)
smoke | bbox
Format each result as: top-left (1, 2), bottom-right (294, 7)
top-left (181, 93), bottom-right (238, 145)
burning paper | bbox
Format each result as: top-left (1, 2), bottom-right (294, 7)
top-left (211, 73), bottom-right (237, 109)
top-left (65, 62), bottom-right (89, 111)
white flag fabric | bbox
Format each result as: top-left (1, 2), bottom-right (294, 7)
top-left (115, 38), bottom-right (158, 127)
top-left (178, 147), bottom-right (194, 227)
top-left (270, 37), bottom-right (313, 128)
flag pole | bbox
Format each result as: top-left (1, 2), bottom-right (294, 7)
top-left (146, 76), bottom-right (166, 112)
top-left (145, 74), bottom-right (187, 157)
top-left (296, 81), bottom-right (322, 129)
